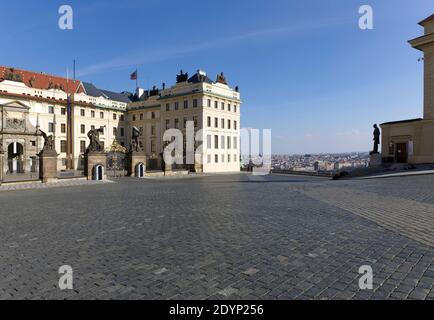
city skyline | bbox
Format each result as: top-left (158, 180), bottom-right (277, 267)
top-left (1, 0), bottom-right (434, 154)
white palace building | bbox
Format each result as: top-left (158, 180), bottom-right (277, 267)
top-left (0, 66), bottom-right (241, 179)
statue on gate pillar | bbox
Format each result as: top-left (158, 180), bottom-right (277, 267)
top-left (37, 128), bottom-right (55, 152)
top-left (130, 126), bottom-right (143, 153)
top-left (87, 126), bottom-right (106, 152)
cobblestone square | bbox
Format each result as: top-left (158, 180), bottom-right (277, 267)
top-left (0, 173), bottom-right (433, 300)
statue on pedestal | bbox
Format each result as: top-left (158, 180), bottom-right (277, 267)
top-left (37, 128), bottom-right (55, 152)
top-left (371, 124), bottom-right (380, 154)
top-left (130, 126), bottom-right (143, 152)
top-left (87, 126), bottom-right (105, 152)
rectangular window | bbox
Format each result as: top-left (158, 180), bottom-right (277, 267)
top-left (100, 112), bottom-right (104, 119)
top-left (60, 140), bottom-right (67, 153)
top-left (183, 100), bottom-right (188, 109)
top-left (152, 112), bottom-right (156, 119)
top-left (91, 111), bottom-right (95, 118)
top-left (234, 105), bottom-right (237, 113)
top-left (48, 106), bottom-right (54, 114)
top-left (183, 117), bottom-right (187, 128)
top-left (214, 118), bottom-right (218, 128)
top-left (221, 102), bottom-right (224, 110)
top-left (80, 109), bottom-right (85, 116)
top-left (207, 99), bottom-right (211, 107)
top-left (221, 136), bottom-right (225, 149)
top-left (132, 115), bottom-right (136, 121)
top-left (193, 116), bottom-right (198, 128)
top-left (80, 140), bottom-right (86, 153)
top-left (221, 119), bottom-right (225, 129)
top-left (207, 135), bottom-right (212, 149)
top-left (166, 119), bottom-right (170, 130)
top-left (61, 108), bottom-right (66, 115)
top-left (140, 113), bottom-right (144, 120)
top-left (214, 101), bottom-right (218, 109)
top-left (120, 114), bottom-right (124, 121)
top-left (175, 102), bottom-right (179, 110)
top-left (228, 104), bottom-right (231, 112)
top-left (151, 125), bottom-right (156, 136)
top-left (48, 122), bottom-right (54, 133)
top-left (80, 124), bottom-right (85, 134)
top-left (113, 127), bottom-right (117, 135)
top-left (193, 99), bottom-right (198, 108)
top-left (207, 116), bottom-right (211, 127)
top-left (61, 123), bottom-right (66, 133)
top-left (113, 113), bottom-right (117, 120)
top-left (120, 127), bottom-right (124, 137)
top-left (215, 155), bottom-right (218, 163)
top-left (151, 140), bottom-right (156, 153)
top-left (228, 154), bottom-right (231, 162)
top-left (228, 120), bottom-right (231, 130)
top-left (233, 137), bottom-right (237, 149)
top-left (221, 154), bottom-right (225, 163)
top-left (175, 118), bottom-right (179, 129)
top-left (227, 136), bottom-right (231, 149)
top-left (234, 121), bottom-right (237, 130)
top-left (234, 154), bottom-right (237, 162)
top-left (166, 103), bottom-right (170, 111)
top-left (214, 135), bottom-right (218, 149)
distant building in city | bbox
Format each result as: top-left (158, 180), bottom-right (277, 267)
top-left (381, 14), bottom-right (434, 164)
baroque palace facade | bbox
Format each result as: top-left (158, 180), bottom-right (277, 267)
top-left (0, 67), bottom-right (241, 176)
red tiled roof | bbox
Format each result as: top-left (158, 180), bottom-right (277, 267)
top-left (0, 66), bottom-right (84, 94)
top-left (419, 14), bottom-right (434, 26)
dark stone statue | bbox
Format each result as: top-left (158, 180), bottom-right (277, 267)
top-left (130, 126), bottom-right (143, 152)
top-left (176, 70), bottom-right (189, 83)
top-left (371, 124), bottom-right (380, 154)
top-left (216, 72), bottom-right (227, 85)
top-left (37, 128), bottom-right (55, 152)
top-left (87, 126), bottom-right (105, 152)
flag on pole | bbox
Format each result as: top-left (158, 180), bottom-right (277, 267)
top-left (130, 70), bottom-right (137, 80)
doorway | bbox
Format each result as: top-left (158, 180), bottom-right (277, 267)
top-left (93, 165), bottom-right (104, 181)
top-left (7, 142), bottom-right (24, 173)
top-left (136, 163), bottom-right (145, 178)
top-left (396, 143), bottom-right (408, 163)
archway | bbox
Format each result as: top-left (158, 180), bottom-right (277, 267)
top-left (135, 163), bottom-right (145, 178)
top-left (93, 164), bottom-right (104, 181)
top-left (7, 142), bottom-right (24, 173)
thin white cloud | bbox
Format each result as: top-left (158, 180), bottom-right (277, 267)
top-left (77, 17), bottom-right (351, 77)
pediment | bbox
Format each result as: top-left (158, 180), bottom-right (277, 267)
top-left (1, 100), bottom-right (30, 110)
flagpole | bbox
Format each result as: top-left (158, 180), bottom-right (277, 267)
top-left (136, 68), bottom-right (138, 91)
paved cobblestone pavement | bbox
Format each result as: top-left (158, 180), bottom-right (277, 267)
top-left (0, 173), bottom-right (433, 300)
top-left (0, 179), bottom-right (113, 192)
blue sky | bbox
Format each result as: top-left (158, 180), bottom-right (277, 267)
top-left (1, 0), bottom-right (433, 154)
